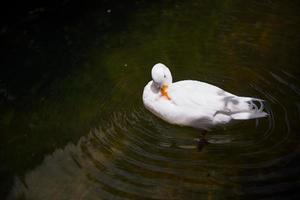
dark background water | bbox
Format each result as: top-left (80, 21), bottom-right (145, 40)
top-left (1, 0), bottom-right (300, 199)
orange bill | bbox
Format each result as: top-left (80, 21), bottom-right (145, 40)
top-left (160, 85), bottom-right (171, 100)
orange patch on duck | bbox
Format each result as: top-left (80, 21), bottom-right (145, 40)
top-left (160, 85), bottom-right (171, 100)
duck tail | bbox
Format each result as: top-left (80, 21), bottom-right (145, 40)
top-left (230, 97), bottom-right (268, 120)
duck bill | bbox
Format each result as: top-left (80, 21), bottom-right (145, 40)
top-left (160, 85), bottom-right (171, 100)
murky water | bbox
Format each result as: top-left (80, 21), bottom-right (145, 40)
top-left (1, 0), bottom-right (300, 199)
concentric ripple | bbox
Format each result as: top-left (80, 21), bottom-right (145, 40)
top-left (7, 67), bottom-right (300, 199)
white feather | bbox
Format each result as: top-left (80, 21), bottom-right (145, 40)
top-left (143, 64), bottom-right (268, 129)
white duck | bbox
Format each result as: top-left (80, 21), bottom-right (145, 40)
top-left (143, 63), bottom-right (267, 130)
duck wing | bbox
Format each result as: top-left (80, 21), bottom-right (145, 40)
top-left (168, 80), bottom-right (267, 121)
top-left (168, 80), bottom-right (229, 115)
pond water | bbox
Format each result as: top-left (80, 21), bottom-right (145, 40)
top-left (1, 0), bottom-right (300, 199)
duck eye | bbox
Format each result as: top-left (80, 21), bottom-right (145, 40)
top-left (164, 74), bottom-right (166, 78)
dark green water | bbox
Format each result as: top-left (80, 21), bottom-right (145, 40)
top-left (1, 0), bottom-right (300, 199)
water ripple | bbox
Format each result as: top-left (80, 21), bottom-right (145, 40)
top-left (8, 65), bottom-right (300, 199)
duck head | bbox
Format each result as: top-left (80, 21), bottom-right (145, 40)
top-left (151, 63), bottom-right (172, 100)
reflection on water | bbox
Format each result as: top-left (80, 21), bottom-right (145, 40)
top-left (1, 0), bottom-right (300, 199)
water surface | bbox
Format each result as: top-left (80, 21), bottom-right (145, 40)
top-left (1, 0), bottom-right (300, 199)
